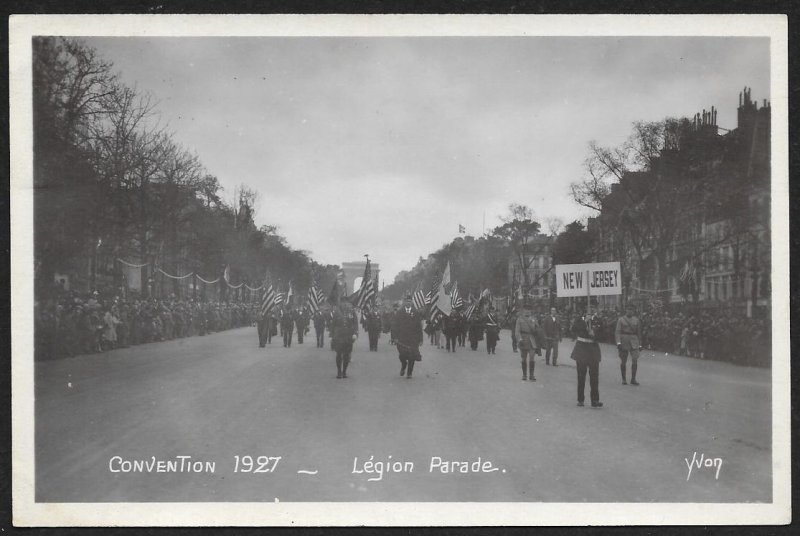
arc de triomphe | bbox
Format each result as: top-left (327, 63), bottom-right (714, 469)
top-left (341, 260), bottom-right (379, 296)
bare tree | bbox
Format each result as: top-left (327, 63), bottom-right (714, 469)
top-left (492, 203), bottom-right (547, 292)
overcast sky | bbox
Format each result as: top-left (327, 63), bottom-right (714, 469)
top-left (84, 36), bottom-right (769, 285)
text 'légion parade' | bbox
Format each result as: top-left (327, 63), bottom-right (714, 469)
top-left (107, 454), bottom-right (503, 482)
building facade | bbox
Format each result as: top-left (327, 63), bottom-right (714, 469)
top-left (507, 234), bottom-right (556, 310)
top-left (589, 88), bottom-right (770, 317)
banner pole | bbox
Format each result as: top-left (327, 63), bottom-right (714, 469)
top-left (586, 269), bottom-right (591, 309)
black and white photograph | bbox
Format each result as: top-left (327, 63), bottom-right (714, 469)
top-left (10, 14), bottom-right (790, 526)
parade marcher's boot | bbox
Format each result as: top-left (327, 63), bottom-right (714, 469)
top-left (630, 362), bottom-right (639, 385)
top-left (336, 354), bottom-right (343, 378)
top-left (406, 360), bottom-right (414, 378)
top-left (342, 358), bottom-right (349, 378)
top-left (620, 364), bottom-right (627, 385)
top-left (400, 361), bottom-right (407, 377)
top-left (521, 360), bottom-right (527, 381)
top-left (529, 361), bottom-right (536, 382)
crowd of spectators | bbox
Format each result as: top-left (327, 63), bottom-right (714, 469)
top-left (557, 307), bottom-right (771, 367)
top-left (34, 286), bottom-right (771, 369)
top-left (34, 289), bottom-right (258, 361)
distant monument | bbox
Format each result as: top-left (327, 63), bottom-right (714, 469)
top-left (341, 260), bottom-right (379, 296)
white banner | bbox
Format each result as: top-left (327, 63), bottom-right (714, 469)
top-left (555, 262), bottom-right (622, 297)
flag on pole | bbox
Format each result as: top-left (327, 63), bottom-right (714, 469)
top-left (356, 259), bottom-right (377, 311)
top-left (286, 283), bottom-right (293, 306)
top-left (432, 261), bottom-right (453, 318)
top-left (307, 284), bottom-right (321, 314)
top-left (463, 297), bottom-right (478, 321)
top-left (679, 259), bottom-right (696, 283)
top-left (315, 286), bottom-right (326, 304)
top-left (260, 282), bottom-right (277, 316)
top-left (412, 282), bottom-right (427, 311)
top-left (425, 273), bottom-right (441, 305)
top-left (328, 278), bottom-right (341, 305)
top-left (451, 281), bottom-right (463, 309)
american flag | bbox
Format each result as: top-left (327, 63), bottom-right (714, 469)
top-left (307, 284), bottom-right (321, 314)
top-left (274, 286), bottom-right (286, 307)
top-left (506, 295), bottom-right (517, 318)
top-left (356, 259), bottom-right (377, 311)
top-left (260, 283), bottom-right (277, 316)
top-left (412, 283), bottom-right (427, 311)
top-left (426, 273), bottom-right (442, 305)
top-left (463, 298), bottom-right (478, 321)
top-left (450, 282), bottom-right (463, 309)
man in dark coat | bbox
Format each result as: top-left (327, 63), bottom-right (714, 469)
top-left (443, 312), bottom-right (460, 353)
top-left (295, 308), bottom-right (309, 344)
top-left (331, 301), bottom-right (359, 378)
top-left (280, 306), bottom-right (295, 347)
top-left (385, 304), bottom-right (398, 344)
top-left (257, 306), bottom-right (271, 348)
top-left (392, 294), bottom-right (423, 378)
top-left (543, 306), bottom-right (562, 366)
top-left (313, 310), bottom-right (326, 348)
top-left (570, 307), bottom-right (603, 408)
top-left (457, 313), bottom-right (468, 347)
top-left (468, 315), bottom-right (484, 350)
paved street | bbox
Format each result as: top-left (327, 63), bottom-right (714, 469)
top-left (35, 326), bottom-right (771, 502)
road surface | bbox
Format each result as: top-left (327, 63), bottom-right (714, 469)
top-left (35, 325), bottom-right (772, 502)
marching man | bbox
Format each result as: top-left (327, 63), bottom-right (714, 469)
top-left (616, 304), bottom-right (643, 385)
top-left (392, 294), bottom-right (423, 378)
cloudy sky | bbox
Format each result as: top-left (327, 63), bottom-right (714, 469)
top-left (85, 36), bottom-right (769, 285)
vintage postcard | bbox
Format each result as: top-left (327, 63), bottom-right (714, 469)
top-left (9, 14), bottom-right (790, 526)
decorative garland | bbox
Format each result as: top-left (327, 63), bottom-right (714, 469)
top-left (117, 258), bottom-right (149, 268)
top-left (157, 268), bottom-right (193, 280)
top-left (119, 259), bottom-right (263, 289)
top-left (631, 286), bottom-right (679, 293)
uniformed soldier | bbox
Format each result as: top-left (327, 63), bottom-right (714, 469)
top-left (616, 304), bottom-right (643, 385)
top-left (507, 310), bottom-right (518, 353)
top-left (514, 305), bottom-right (540, 381)
top-left (570, 307), bottom-right (603, 408)
top-left (484, 308), bottom-right (500, 355)
top-left (366, 309), bottom-right (382, 351)
top-left (331, 300), bottom-right (359, 378)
